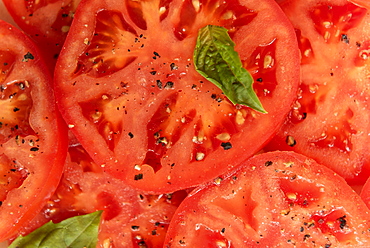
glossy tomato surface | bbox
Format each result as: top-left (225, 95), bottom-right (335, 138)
top-left (265, 0), bottom-right (370, 186)
top-left (0, 20), bottom-right (67, 241)
top-left (2, 0), bottom-right (81, 72)
top-left (16, 143), bottom-right (188, 247)
top-left (164, 151), bottom-right (370, 247)
top-left (55, 0), bottom-right (300, 193)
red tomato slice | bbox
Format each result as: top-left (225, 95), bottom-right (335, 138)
top-left (15, 144), bottom-right (188, 247)
top-left (0, 20), bottom-right (67, 241)
top-left (360, 176), bottom-right (370, 209)
top-left (164, 151), bottom-right (370, 247)
top-left (54, 0), bottom-right (300, 193)
top-left (2, 0), bottom-right (81, 72)
top-left (264, 0), bottom-right (370, 186)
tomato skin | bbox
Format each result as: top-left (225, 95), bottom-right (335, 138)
top-left (2, 0), bottom-right (81, 72)
top-left (164, 151), bottom-right (370, 247)
top-left (0, 20), bottom-right (68, 241)
top-left (55, 0), bottom-right (300, 193)
top-left (264, 0), bottom-right (370, 186)
top-left (15, 144), bottom-right (188, 247)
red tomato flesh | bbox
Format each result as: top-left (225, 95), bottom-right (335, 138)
top-left (0, 20), bottom-right (67, 241)
top-left (55, 0), bottom-right (300, 193)
top-left (15, 144), bottom-right (188, 247)
top-left (164, 151), bottom-right (370, 247)
top-left (2, 0), bottom-right (81, 72)
top-left (264, 0), bottom-right (370, 186)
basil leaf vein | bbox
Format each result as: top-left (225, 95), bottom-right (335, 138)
top-left (194, 25), bottom-right (266, 113)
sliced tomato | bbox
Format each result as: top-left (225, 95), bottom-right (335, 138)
top-left (264, 0), bottom-right (370, 186)
top-left (0, 20), bottom-right (67, 241)
top-left (2, 0), bottom-right (81, 72)
top-left (164, 151), bottom-right (370, 247)
top-left (54, 0), bottom-right (300, 193)
top-left (360, 176), bottom-right (370, 209)
top-left (15, 144), bottom-right (188, 247)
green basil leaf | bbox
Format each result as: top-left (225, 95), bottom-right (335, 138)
top-left (194, 25), bottom-right (267, 113)
top-left (9, 211), bottom-right (102, 248)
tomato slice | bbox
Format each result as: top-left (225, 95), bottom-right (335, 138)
top-left (2, 0), bottom-right (81, 72)
top-left (164, 151), bottom-right (370, 247)
top-left (264, 0), bottom-right (370, 186)
top-left (360, 176), bottom-right (370, 209)
top-left (15, 144), bottom-right (188, 247)
top-left (0, 20), bottom-right (67, 241)
top-left (55, 0), bottom-right (300, 193)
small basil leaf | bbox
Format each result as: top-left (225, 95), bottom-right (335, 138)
top-left (9, 211), bottom-right (102, 248)
top-left (194, 25), bottom-right (267, 113)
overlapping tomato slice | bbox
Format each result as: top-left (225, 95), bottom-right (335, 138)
top-left (55, 0), bottom-right (300, 193)
top-left (265, 0), bottom-right (370, 187)
top-left (15, 143), bottom-right (188, 247)
top-left (164, 151), bottom-right (370, 247)
top-left (2, 0), bottom-right (81, 72)
top-left (0, 20), bottom-right (67, 241)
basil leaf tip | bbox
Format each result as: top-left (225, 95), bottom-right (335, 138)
top-left (9, 211), bottom-right (103, 248)
top-left (193, 25), bottom-right (267, 113)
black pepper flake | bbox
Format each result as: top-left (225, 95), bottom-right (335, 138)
top-left (265, 161), bottom-right (273, 167)
top-left (256, 78), bottom-right (263, 82)
top-left (30, 147), bottom-right (39, 152)
top-left (151, 230), bottom-right (157, 235)
top-left (325, 244), bottom-right (331, 248)
top-left (23, 52), bottom-right (34, 61)
top-left (156, 80), bottom-right (163, 89)
top-left (286, 135), bottom-right (296, 147)
top-left (303, 234), bottom-right (311, 241)
top-left (128, 132), bottom-right (134, 138)
top-left (134, 173), bottom-right (143, 180)
top-left (131, 225), bottom-right (140, 230)
top-left (221, 228), bottom-right (226, 233)
top-left (150, 71), bottom-right (157, 75)
top-left (153, 51), bottom-right (161, 59)
top-left (221, 142), bottom-right (232, 150)
top-left (13, 107), bottom-right (20, 112)
top-left (300, 226), bottom-right (304, 232)
top-left (337, 215), bottom-right (347, 229)
top-left (10, 169), bottom-right (16, 172)
top-left (0, 201), bottom-right (2, 206)
top-left (170, 63), bottom-right (178, 70)
top-left (164, 81), bottom-right (174, 89)
top-left (341, 34), bottom-right (349, 44)
top-left (307, 222), bottom-right (315, 228)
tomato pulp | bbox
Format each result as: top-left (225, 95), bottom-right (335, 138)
top-left (16, 143), bottom-right (188, 247)
top-left (2, 0), bottom-right (81, 72)
top-left (0, 20), bottom-right (67, 241)
top-left (55, 0), bottom-right (300, 193)
top-left (165, 151), bottom-right (370, 247)
top-left (265, 0), bottom-right (370, 186)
